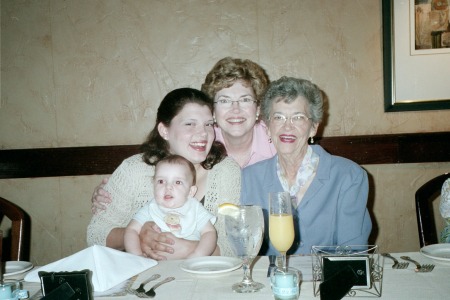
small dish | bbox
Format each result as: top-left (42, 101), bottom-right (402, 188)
top-left (4, 261), bottom-right (34, 277)
top-left (179, 256), bottom-right (242, 274)
top-left (420, 244), bottom-right (450, 265)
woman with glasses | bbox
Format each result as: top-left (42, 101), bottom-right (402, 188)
top-left (241, 76), bottom-right (372, 255)
top-left (201, 57), bottom-right (276, 168)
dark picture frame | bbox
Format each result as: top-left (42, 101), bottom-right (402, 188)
top-left (382, 0), bottom-right (450, 112)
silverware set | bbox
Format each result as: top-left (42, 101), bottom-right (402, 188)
top-left (400, 256), bottom-right (435, 273)
top-left (128, 274), bottom-right (175, 298)
top-left (381, 253), bottom-right (434, 272)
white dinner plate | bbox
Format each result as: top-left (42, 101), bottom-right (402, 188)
top-left (4, 261), bottom-right (34, 277)
top-left (179, 256), bottom-right (242, 274)
top-left (420, 244), bottom-right (450, 264)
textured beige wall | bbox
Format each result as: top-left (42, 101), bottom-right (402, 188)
top-left (1, 1), bottom-right (449, 264)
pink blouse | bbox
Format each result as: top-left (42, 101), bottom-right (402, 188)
top-left (214, 122), bottom-right (277, 168)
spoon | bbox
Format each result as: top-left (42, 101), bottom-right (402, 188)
top-left (134, 274), bottom-right (161, 294)
top-left (144, 276), bottom-right (175, 298)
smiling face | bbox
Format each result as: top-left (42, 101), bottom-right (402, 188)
top-left (153, 161), bottom-right (197, 209)
top-left (158, 103), bottom-right (215, 165)
top-left (213, 80), bottom-right (259, 140)
top-left (268, 97), bottom-right (318, 159)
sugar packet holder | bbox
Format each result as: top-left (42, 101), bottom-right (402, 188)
top-left (311, 245), bottom-right (383, 298)
top-left (38, 270), bottom-right (93, 300)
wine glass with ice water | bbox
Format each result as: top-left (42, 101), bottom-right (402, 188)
top-left (224, 205), bottom-right (265, 293)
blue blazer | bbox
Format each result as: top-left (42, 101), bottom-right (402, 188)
top-left (241, 145), bottom-right (372, 255)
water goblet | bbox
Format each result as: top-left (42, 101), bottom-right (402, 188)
top-left (269, 192), bottom-right (295, 271)
top-left (223, 205), bottom-right (265, 293)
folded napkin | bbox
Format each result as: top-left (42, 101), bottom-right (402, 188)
top-left (24, 245), bottom-right (157, 292)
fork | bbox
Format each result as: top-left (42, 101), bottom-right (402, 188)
top-left (400, 256), bottom-right (435, 272)
top-left (133, 274), bottom-right (161, 294)
top-left (381, 253), bottom-right (409, 269)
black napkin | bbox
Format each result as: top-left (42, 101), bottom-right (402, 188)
top-left (319, 266), bottom-right (358, 300)
top-left (39, 270), bottom-right (93, 300)
top-left (41, 282), bottom-right (75, 299)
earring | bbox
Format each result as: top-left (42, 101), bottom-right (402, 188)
top-left (213, 116), bottom-right (217, 124)
top-left (309, 136), bottom-right (314, 144)
top-left (268, 136), bottom-right (272, 143)
top-left (256, 112), bottom-right (259, 121)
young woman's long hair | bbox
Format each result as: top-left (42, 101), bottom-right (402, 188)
top-left (140, 88), bottom-right (227, 170)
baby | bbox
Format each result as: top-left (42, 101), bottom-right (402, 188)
top-left (124, 155), bottom-right (217, 258)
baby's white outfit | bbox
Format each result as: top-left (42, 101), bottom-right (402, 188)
top-left (133, 197), bottom-right (216, 240)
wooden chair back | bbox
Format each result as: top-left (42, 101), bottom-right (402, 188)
top-left (415, 173), bottom-right (450, 248)
top-left (0, 197), bottom-right (31, 261)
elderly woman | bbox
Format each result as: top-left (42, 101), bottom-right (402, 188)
top-left (241, 76), bottom-right (372, 255)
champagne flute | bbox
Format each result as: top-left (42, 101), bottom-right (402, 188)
top-left (224, 205), bottom-right (265, 293)
top-left (269, 192), bottom-right (295, 271)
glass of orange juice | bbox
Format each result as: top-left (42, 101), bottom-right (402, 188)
top-left (269, 192), bottom-right (295, 271)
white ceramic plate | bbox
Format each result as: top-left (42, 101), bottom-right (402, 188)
top-left (4, 261), bottom-right (34, 277)
top-left (179, 257), bottom-right (242, 274)
top-left (420, 244), bottom-right (450, 264)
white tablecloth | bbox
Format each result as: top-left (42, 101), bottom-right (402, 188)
top-left (20, 251), bottom-right (450, 299)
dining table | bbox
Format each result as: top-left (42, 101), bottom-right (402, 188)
top-left (13, 251), bottom-right (450, 299)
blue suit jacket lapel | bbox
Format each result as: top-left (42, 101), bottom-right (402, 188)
top-left (300, 146), bottom-right (329, 207)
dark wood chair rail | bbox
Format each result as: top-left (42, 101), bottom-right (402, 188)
top-left (1, 132), bottom-right (449, 179)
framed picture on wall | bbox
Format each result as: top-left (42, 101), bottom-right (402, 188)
top-left (382, 0), bottom-right (450, 112)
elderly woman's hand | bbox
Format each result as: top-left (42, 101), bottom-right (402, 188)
top-left (139, 221), bottom-right (199, 260)
top-left (91, 177), bottom-right (111, 214)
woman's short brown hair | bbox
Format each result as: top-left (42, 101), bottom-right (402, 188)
top-left (201, 57), bottom-right (270, 105)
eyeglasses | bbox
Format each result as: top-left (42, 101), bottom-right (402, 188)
top-left (214, 97), bottom-right (256, 108)
top-left (270, 113), bottom-right (311, 126)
